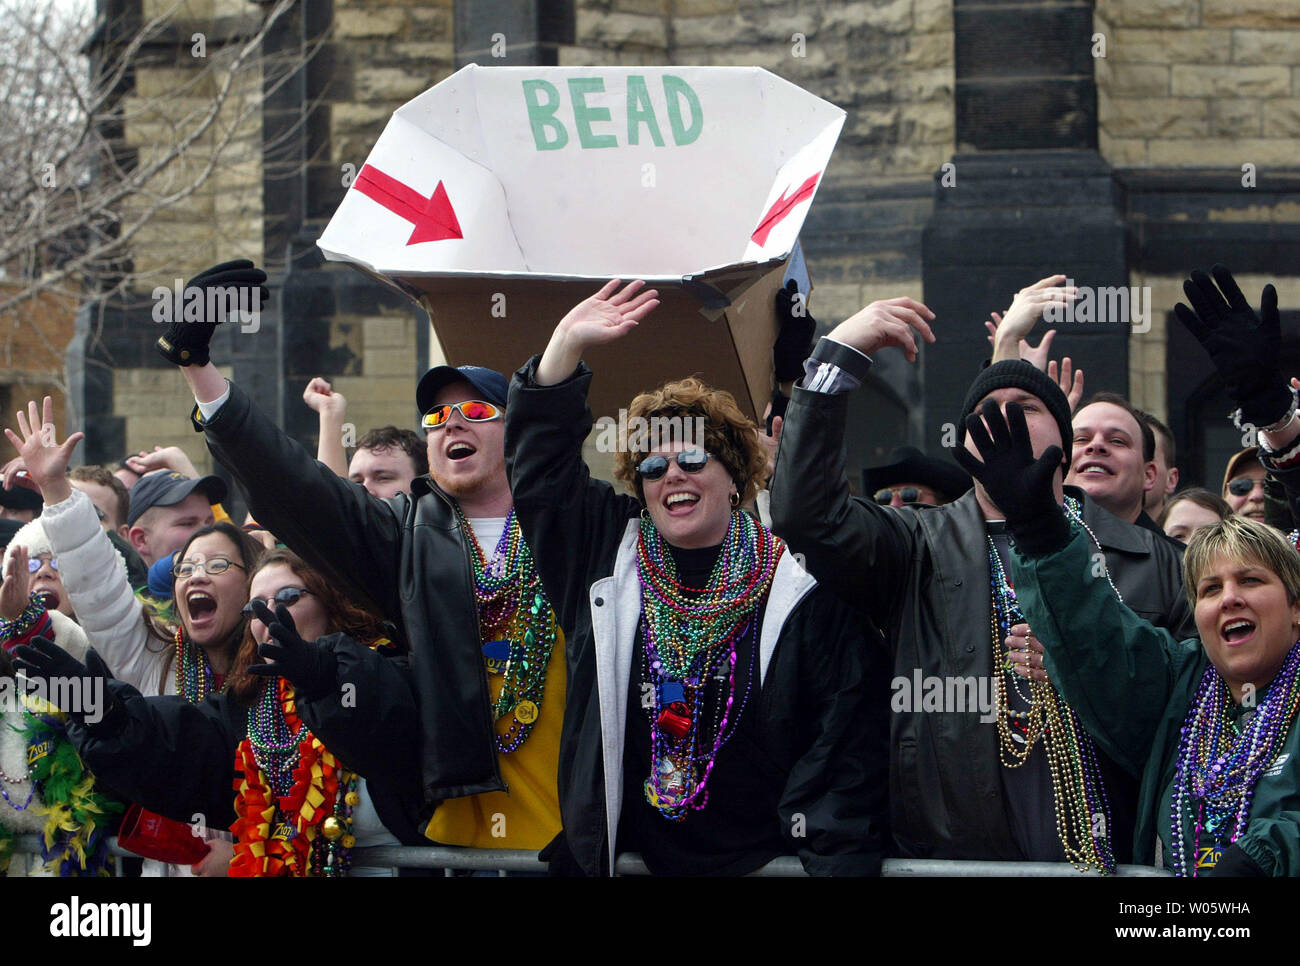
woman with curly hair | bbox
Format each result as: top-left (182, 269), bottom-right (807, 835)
top-left (504, 280), bottom-right (890, 876)
top-left (14, 549), bottom-right (423, 876)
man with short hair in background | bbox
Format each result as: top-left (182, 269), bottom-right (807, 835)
top-left (349, 427), bottom-right (429, 498)
top-left (1139, 412), bottom-right (1179, 521)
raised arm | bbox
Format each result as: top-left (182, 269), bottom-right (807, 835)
top-left (302, 377), bottom-right (349, 478)
top-left (152, 260), bottom-right (405, 623)
top-left (506, 280), bottom-right (659, 629)
top-left (5, 398), bottom-right (158, 691)
top-left (769, 297), bottom-right (934, 626)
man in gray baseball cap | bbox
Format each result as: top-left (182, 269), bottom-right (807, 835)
top-left (127, 469), bottom-right (227, 567)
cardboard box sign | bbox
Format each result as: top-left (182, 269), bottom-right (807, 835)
top-left (318, 65), bottom-right (844, 419)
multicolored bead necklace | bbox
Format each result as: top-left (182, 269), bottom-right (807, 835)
top-left (636, 509), bottom-right (782, 820)
top-left (457, 506), bottom-right (558, 753)
top-left (989, 500), bottom-right (1117, 874)
top-left (248, 675), bottom-right (302, 798)
top-left (1170, 641), bottom-right (1300, 876)
top-left (174, 627), bottom-right (215, 703)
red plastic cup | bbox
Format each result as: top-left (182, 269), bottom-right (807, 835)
top-left (117, 803), bottom-right (212, 865)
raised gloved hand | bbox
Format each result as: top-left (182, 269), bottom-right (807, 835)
top-left (11, 638), bottom-right (126, 733)
top-left (952, 400), bottom-right (1070, 556)
top-left (773, 279), bottom-right (817, 383)
top-left (246, 600), bottom-right (337, 701)
top-left (155, 259), bottom-right (268, 367)
top-left (1174, 265), bottom-right (1290, 430)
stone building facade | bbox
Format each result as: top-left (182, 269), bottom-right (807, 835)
top-left (60, 0), bottom-right (1300, 508)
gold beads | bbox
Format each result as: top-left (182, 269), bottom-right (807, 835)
top-left (321, 816), bottom-right (344, 840)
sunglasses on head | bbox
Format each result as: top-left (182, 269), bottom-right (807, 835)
top-left (874, 487), bottom-right (922, 506)
top-left (636, 449), bottom-right (711, 482)
top-left (242, 587), bottom-right (312, 619)
top-left (421, 400), bottom-right (502, 430)
top-left (27, 555), bottom-right (58, 573)
top-left (1227, 477), bottom-right (1261, 497)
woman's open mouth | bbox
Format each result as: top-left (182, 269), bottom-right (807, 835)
top-left (1221, 619), bottom-right (1256, 646)
top-left (186, 590), bottom-right (218, 626)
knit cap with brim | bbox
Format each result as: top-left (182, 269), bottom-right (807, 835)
top-left (957, 359), bottom-right (1074, 458)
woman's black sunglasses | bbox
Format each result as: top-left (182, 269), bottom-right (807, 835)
top-left (636, 450), bottom-right (711, 481)
top-left (242, 587), bottom-right (311, 619)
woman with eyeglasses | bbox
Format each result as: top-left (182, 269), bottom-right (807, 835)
top-left (4, 397), bottom-right (261, 702)
top-left (14, 548), bottom-right (419, 876)
top-left (503, 281), bottom-right (889, 876)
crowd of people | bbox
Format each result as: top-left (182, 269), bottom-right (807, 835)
top-left (1, 257), bottom-right (1297, 878)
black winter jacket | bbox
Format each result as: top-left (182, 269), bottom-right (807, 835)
top-left (199, 382), bottom-right (502, 823)
top-left (770, 376), bottom-right (1197, 861)
top-left (66, 634), bottom-right (426, 846)
top-left (505, 359), bottom-right (890, 876)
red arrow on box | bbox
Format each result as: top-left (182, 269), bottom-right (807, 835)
top-left (353, 164), bottom-right (463, 245)
top-left (750, 172), bottom-right (820, 246)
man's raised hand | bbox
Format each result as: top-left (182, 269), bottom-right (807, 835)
top-left (826, 297), bottom-right (935, 363)
top-left (536, 279), bottom-right (660, 386)
top-left (3, 397), bottom-right (82, 499)
top-left (155, 259), bottom-right (268, 367)
top-left (951, 401), bottom-right (1070, 556)
top-left (1174, 264), bottom-right (1289, 430)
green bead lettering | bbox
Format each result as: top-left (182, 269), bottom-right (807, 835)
top-left (522, 79), bottom-right (568, 151)
top-left (626, 75), bottom-right (665, 147)
top-left (567, 77), bottom-right (617, 149)
top-left (663, 75), bottom-right (702, 145)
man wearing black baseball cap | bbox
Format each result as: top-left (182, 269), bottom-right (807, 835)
top-left (126, 469), bottom-right (227, 568)
top-left (150, 260), bottom-right (566, 864)
top-left (770, 294), bottom-right (1193, 870)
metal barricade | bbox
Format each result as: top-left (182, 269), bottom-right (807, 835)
top-left (6, 835), bottom-right (1173, 876)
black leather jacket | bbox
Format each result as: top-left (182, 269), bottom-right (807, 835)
top-left (771, 378), bottom-right (1196, 860)
top-left (200, 382), bottom-right (502, 824)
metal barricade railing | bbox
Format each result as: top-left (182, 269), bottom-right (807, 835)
top-left (8, 835), bottom-right (1172, 876)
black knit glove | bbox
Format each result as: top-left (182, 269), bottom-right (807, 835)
top-left (12, 638), bottom-right (126, 734)
top-left (155, 259), bottom-right (268, 367)
top-left (1201, 843), bottom-right (1266, 877)
top-left (773, 279), bottom-right (817, 383)
top-left (952, 400), bottom-right (1071, 556)
top-left (1174, 265), bottom-right (1290, 429)
top-left (247, 600), bottom-right (338, 702)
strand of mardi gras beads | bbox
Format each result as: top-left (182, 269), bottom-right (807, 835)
top-left (988, 510), bottom-right (1116, 874)
top-left (174, 627), bottom-right (215, 704)
top-left (457, 506), bottom-right (558, 753)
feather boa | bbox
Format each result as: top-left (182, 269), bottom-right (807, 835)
top-left (0, 702), bottom-right (123, 876)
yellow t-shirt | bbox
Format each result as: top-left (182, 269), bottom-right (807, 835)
top-left (423, 625), bottom-right (566, 850)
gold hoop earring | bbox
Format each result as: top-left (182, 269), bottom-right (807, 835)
top-left (730, 492), bottom-right (740, 508)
